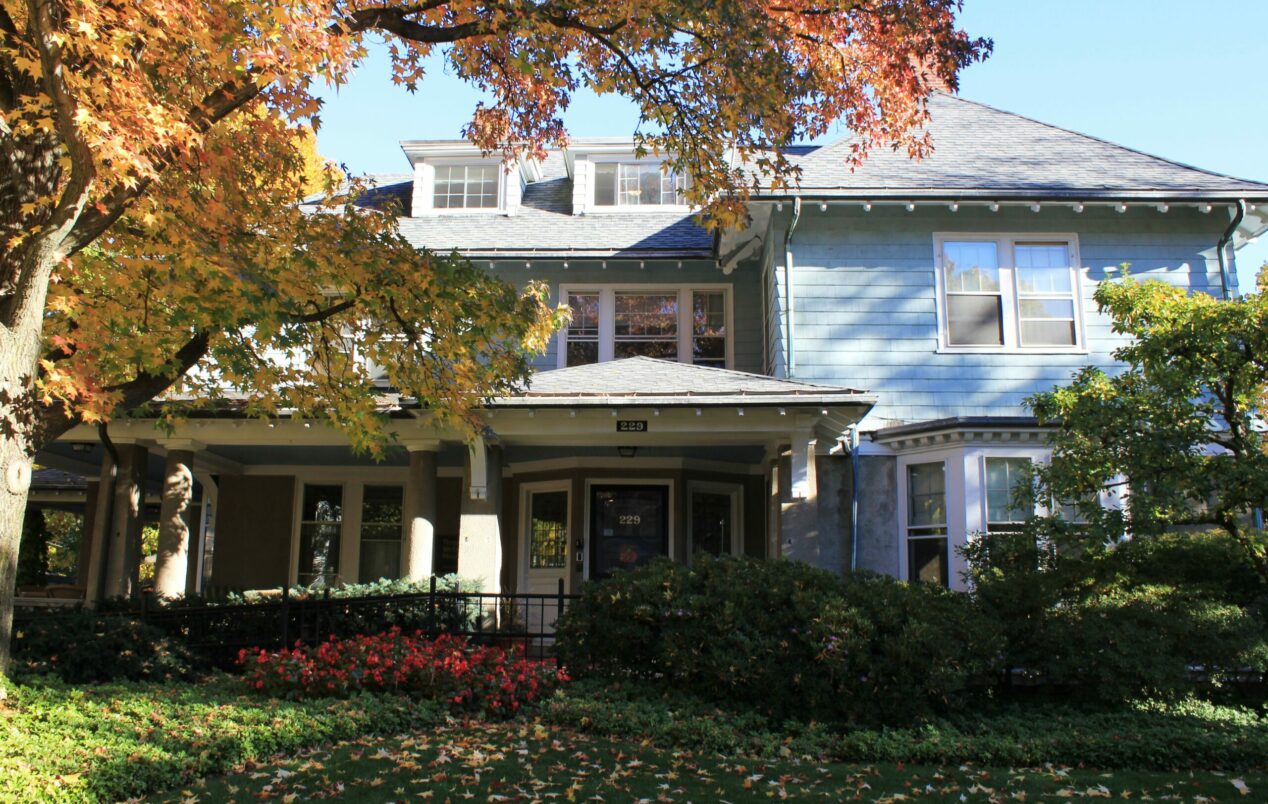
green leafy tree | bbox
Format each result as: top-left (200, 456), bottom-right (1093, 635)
top-left (1028, 276), bottom-right (1268, 583)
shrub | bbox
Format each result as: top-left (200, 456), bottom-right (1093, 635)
top-left (555, 555), bottom-right (1002, 725)
top-left (12, 611), bottom-right (197, 683)
top-left (965, 529), bottom-right (1268, 701)
top-left (239, 629), bottom-right (567, 717)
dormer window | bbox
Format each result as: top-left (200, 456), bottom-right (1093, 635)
top-left (593, 162), bottom-right (686, 206)
top-left (434, 164), bottom-right (499, 209)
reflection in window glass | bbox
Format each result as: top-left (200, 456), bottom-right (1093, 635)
top-left (359, 486), bottom-right (403, 583)
top-left (299, 485), bottom-right (342, 586)
top-left (565, 292), bottom-right (600, 367)
top-left (614, 292), bottom-right (678, 360)
top-left (985, 458), bottom-right (1032, 532)
top-left (1015, 244), bottom-right (1077, 346)
top-left (942, 242), bottom-right (1003, 346)
top-left (692, 291), bottom-right (726, 368)
top-left (434, 164), bottom-right (498, 209)
top-left (593, 163), bottom-right (686, 206)
top-left (529, 491), bottom-right (569, 569)
top-left (906, 462), bottom-right (948, 586)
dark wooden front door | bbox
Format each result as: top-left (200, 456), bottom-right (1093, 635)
top-left (590, 484), bottom-right (669, 578)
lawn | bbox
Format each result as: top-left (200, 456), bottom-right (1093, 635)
top-left (156, 721), bottom-right (1265, 802)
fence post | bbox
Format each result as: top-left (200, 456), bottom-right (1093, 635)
top-left (280, 584), bottom-right (290, 647)
top-left (428, 576), bottom-right (437, 636)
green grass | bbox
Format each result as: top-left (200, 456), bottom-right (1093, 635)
top-left (0, 674), bottom-right (444, 803)
top-left (154, 722), bottom-right (1268, 802)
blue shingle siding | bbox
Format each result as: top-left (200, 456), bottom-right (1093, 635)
top-left (770, 205), bottom-right (1233, 428)
top-left (489, 259), bottom-right (764, 374)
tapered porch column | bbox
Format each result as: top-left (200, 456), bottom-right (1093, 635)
top-left (401, 441), bottom-right (439, 580)
top-left (154, 441), bottom-right (199, 598)
top-left (104, 442), bottom-right (147, 599)
top-left (779, 421), bottom-right (838, 571)
top-left (458, 436), bottom-right (502, 593)
top-left (82, 449), bottom-right (116, 605)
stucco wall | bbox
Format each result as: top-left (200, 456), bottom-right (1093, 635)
top-left (767, 205), bottom-right (1234, 426)
top-left (852, 455), bottom-right (899, 576)
top-left (211, 475), bottom-right (294, 590)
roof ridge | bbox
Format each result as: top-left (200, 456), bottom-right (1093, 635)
top-left (930, 91), bottom-right (1268, 190)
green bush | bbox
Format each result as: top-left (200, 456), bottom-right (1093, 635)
top-left (556, 555), bottom-right (1002, 725)
top-left (965, 529), bottom-right (1268, 701)
top-left (13, 611), bottom-right (197, 684)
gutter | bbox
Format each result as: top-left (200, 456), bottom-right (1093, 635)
top-left (1216, 199), bottom-right (1247, 300)
top-left (782, 197), bottom-right (802, 377)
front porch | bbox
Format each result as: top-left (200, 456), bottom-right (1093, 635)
top-left (35, 358), bottom-right (874, 602)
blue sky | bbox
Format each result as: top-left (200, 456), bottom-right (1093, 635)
top-left (313, 0), bottom-right (1268, 292)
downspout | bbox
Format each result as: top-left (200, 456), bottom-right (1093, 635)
top-left (1216, 199), bottom-right (1246, 300)
top-left (848, 424), bottom-right (860, 572)
top-left (782, 197), bottom-right (802, 377)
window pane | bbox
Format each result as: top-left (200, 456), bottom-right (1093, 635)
top-left (907, 462), bottom-right (946, 529)
top-left (358, 540), bottom-right (400, 583)
top-left (566, 341), bottom-right (599, 366)
top-left (692, 291), bottom-right (726, 367)
top-left (691, 491), bottom-right (733, 557)
top-left (615, 340), bottom-right (678, 359)
top-left (985, 458), bottom-right (1032, 530)
top-left (943, 242), bottom-right (1000, 292)
top-left (299, 523), bottom-right (340, 585)
top-left (615, 293), bottom-right (678, 336)
top-left (529, 491), bottom-right (568, 569)
top-left (361, 485), bottom-right (403, 525)
top-left (946, 295), bottom-right (1003, 346)
top-left (1021, 321), bottom-right (1077, 346)
top-left (594, 164), bottom-right (616, 206)
top-left (1015, 244), bottom-right (1072, 293)
top-left (302, 485), bottom-right (342, 524)
top-left (908, 537), bottom-right (949, 586)
top-left (433, 164), bottom-right (498, 209)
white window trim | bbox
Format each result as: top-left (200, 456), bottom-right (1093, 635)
top-left (417, 156), bottom-right (510, 215)
top-left (582, 154), bottom-right (694, 214)
top-left (557, 283), bottom-right (734, 370)
top-left (686, 480), bottom-right (743, 562)
top-left (932, 233), bottom-right (1088, 355)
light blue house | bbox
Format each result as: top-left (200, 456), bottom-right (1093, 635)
top-left (38, 93), bottom-right (1268, 599)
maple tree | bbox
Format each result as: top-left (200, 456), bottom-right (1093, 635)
top-left (0, 0), bottom-right (987, 670)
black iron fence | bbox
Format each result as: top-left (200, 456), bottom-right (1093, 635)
top-left (15, 577), bottom-right (578, 667)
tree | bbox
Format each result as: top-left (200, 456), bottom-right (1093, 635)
top-left (0, 0), bottom-right (988, 671)
top-left (14, 506), bottom-right (44, 586)
top-left (1028, 276), bottom-right (1268, 583)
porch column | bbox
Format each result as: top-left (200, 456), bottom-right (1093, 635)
top-left (154, 441), bottom-right (199, 598)
top-left (458, 436), bottom-right (502, 593)
top-left (402, 441), bottom-right (439, 581)
top-left (82, 449), bottom-right (116, 605)
top-left (104, 442), bottom-right (147, 599)
top-left (779, 422), bottom-right (835, 571)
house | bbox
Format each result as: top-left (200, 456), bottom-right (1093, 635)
top-left (33, 92), bottom-right (1268, 601)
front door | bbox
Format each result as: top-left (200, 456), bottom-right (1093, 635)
top-left (590, 484), bottom-right (669, 578)
top-left (522, 485), bottom-right (570, 634)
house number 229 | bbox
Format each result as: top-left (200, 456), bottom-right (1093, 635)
top-left (619, 514), bottom-right (642, 525)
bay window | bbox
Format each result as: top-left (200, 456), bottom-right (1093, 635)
top-left (561, 286), bottom-right (730, 368)
top-left (936, 235), bottom-right (1083, 350)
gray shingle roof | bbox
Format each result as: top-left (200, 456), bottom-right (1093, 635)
top-left (493, 356), bottom-right (872, 407)
top-left (779, 92), bottom-right (1268, 200)
top-left (394, 152), bottom-right (713, 258)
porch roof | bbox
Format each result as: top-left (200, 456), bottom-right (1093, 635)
top-left (493, 356), bottom-right (874, 408)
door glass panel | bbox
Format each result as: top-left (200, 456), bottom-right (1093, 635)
top-left (358, 485), bottom-right (403, 582)
top-left (691, 490), bottom-right (733, 558)
top-left (299, 484), bottom-right (342, 586)
top-left (529, 491), bottom-right (569, 569)
top-left (591, 485), bottom-right (668, 578)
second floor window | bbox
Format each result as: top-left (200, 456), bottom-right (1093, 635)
top-left (937, 236), bottom-right (1082, 350)
top-left (562, 287), bottom-right (728, 368)
top-left (593, 162), bottom-right (686, 206)
top-left (434, 164), bottom-right (498, 209)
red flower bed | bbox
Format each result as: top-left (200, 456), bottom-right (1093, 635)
top-left (238, 629), bottom-right (568, 717)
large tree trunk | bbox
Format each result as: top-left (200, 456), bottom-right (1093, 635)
top-left (0, 248), bottom-right (62, 676)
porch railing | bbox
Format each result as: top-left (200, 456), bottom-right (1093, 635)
top-left (14, 577), bottom-right (579, 667)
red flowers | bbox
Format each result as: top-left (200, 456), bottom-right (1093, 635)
top-left (237, 629), bottom-right (567, 718)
